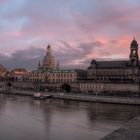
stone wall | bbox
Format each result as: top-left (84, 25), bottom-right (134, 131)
top-left (79, 82), bottom-right (139, 93)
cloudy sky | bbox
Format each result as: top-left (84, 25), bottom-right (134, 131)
top-left (0, 0), bottom-right (140, 70)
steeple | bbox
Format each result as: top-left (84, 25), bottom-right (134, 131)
top-left (131, 37), bottom-right (138, 48)
top-left (46, 44), bottom-right (52, 56)
top-left (129, 38), bottom-right (139, 66)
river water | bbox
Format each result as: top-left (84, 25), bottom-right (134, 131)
top-left (0, 94), bottom-right (140, 140)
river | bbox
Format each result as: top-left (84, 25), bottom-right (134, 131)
top-left (0, 94), bottom-right (140, 140)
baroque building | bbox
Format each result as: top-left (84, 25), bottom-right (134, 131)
top-left (39, 45), bottom-right (56, 70)
top-left (26, 39), bottom-right (140, 94)
top-left (28, 45), bottom-right (86, 92)
top-left (1, 39), bottom-right (139, 94)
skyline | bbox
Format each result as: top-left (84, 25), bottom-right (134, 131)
top-left (0, 0), bottom-right (140, 69)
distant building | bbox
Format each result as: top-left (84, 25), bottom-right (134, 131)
top-left (26, 39), bottom-right (140, 93)
top-left (8, 68), bottom-right (29, 82)
top-left (1, 39), bottom-right (140, 94)
top-left (0, 64), bottom-right (8, 81)
top-left (28, 45), bottom-right (86, 92)
top-left (87, 38), bottom-right (140, 83)
top-left (79, 38), bottom-right (140, 94)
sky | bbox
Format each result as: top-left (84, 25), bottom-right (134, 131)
top-left (0, 0), bottom-right (140, 70)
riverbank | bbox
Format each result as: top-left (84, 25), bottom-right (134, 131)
top-left (53, 94), bottom-right (140, 105)
top-left (2, 90), bottom-right (140, 105)
top-left (100, 116), bottom-right (140, 140)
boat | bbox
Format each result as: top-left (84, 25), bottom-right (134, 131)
top-left (33, 93), bottom-right (53, 100)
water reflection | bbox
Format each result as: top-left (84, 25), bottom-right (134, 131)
top-left (0, 95), bottom-right (139, 140)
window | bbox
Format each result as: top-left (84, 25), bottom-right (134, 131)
top-left (132, 50), bottom-right (136, 55)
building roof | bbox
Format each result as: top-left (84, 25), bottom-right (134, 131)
top-left (96, 60), bottom-right (129, 68)
top-left (89, 59), bottom-right (130, 69)
top-left (32, 68), bottom-right (86, 74)
top-left (91, 59), bottom-right (97, 65)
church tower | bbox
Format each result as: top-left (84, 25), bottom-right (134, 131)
top-left (129, 38), bottom-right (139, 66)
top-left (42, 45), bottom-right (56, 69)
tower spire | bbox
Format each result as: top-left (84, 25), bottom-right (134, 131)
top-left (129, 38), bottom-right (139, 66)
top-left (42, 44), bottom-right (56, 69)
top-left (46, 44), bottom-right (52, 56)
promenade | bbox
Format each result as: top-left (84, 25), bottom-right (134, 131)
top-left (53, 94), bottom-right (140, 105)
top-left (5, 89), bottom-right (140, 105)
top-left (101, 116), bottom-right (140, 140)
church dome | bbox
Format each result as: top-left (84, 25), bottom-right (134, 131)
top-left (42, 45), bottom-right (56, 69)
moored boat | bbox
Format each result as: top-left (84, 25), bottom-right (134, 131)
top-left (33, 93), bottom-right (53, 100)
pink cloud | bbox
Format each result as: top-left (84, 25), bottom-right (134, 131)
top-left (8, 31), bottom-right (22, 37)
top-left (0, 0), bottom-right (140, 69)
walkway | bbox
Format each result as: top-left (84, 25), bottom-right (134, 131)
top-left (101, 116), bottom-right (140, 140)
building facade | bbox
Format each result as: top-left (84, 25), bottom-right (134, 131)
top-left (27, 45), bottom-right (86, 92)
top-left (0, 64), bottom-right (8, 81)
top-left (1, 39), bottom-right (140, 94)
top-left (87, 38), bottom-right (140, 83)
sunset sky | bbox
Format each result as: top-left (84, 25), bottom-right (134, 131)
top-left (0, 0), bottom-right (140, 69)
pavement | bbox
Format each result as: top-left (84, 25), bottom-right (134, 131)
top-left (100, 116), bottom-right (140, 140)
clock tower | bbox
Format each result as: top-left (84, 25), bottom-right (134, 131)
top-left (129, 38), bottom-right (139, 67)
